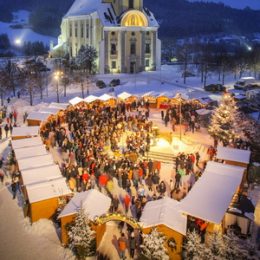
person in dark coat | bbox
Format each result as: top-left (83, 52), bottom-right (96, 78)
top-left (129, 232), bottom-right (136, 258)
top-left (11, 179), bottom-right (17, 199)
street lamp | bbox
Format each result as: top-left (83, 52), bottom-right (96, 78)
top-left (54, 70), bottom-right (63, 103)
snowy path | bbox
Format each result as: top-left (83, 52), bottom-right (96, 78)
top-left (0, 187), bottom-right (74, 260)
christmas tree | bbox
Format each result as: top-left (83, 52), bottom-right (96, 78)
top-left (140, 228), bottom-right (169, 260)
top-left (208, 93), bottom-right (241, 145)
top-left (68, 209), bottom-right (96, 259)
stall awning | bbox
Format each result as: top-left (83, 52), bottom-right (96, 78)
top-left (99, 94), bottom-right (115, 101)
top-left (12, 126), bottom-right (39, 138)
top-left (14, 145), bottom-right (48, 160)
top-left (140, 197), bottom-right (187, 235)
top-left (48, 102), bottom-right (69, 110)
top-left (27, 111), bottom-right (52, 122)
top-left (26, 177), bottom-right (71, 203)
top-left (39, 107), bottom-right (61, 115)
top-left (180, 161), bottom-right (245, 224)
top-left (58, 189), bottom-right (111, 220)
top-left (216, 146), bottom-right (251, 165)
top-left (117, 92), bottom-right (133, 100)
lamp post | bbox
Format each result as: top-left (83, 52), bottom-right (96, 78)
top-left (176, 93), bottom-right (182, 141)
top-left (54, 70), bottom-right (63, 103)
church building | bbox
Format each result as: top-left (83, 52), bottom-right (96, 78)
top-left (54, 0), bottom-right (161, 74)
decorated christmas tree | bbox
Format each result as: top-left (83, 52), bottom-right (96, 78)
top-left (208, 93), bottom-right (241, 145)
top-left (140, 228), bottom-right (169, 260)
top-left (68, 209), bottom-right (96, 259)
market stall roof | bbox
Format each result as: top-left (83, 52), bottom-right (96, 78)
top-left (117, 92), bottom-right (134, 100)
top-left (69, 97), bottom-right (85, 106)
top-left (99, 94), bottom-right (115, 101)
top-left (216, 146), bottom-right (251, 165)
top-left (14, 145), bottom-right (48, 160)
top-left (17, 154), bottom-right (55, 171)
top-left (140, 197), bottom-right (187, 235)
top-left (26, 177), bottom-right (71, 204)
top-left (39, 107), bottom-right (61, 115)
top-left (196, 108), bottom-right (212, 116)
top-left (58, 189), bottom-right (111, 220)
top-left (84, 95), bottom-right (99, 103)
top-left (21, 164), bottom-right (62, 186)
top-left (27, 111), bottom-right (52, 122)
top-left (48, 102), bottom-right (69, 110)
top-left (12, 126), bottom-right (39, 138)
top-left (180, 161), bottom-right (245, 224)
top-left (11, 137), bottom-right (43, 150)
top-left (142, 91), bottom-right (155, 97)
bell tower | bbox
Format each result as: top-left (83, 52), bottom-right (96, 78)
top-left (110, 0), bottom-right (144, 16)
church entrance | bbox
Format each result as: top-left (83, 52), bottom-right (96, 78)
top-left (130, 62), bottom-right (136, 74)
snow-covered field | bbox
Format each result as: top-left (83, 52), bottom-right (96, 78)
top-left (0, 10), bottom-right (56, 47)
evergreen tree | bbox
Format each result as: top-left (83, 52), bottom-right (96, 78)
top-left (140, 228), bottom-right (169, 260)
top-left (208, 93), bottom-right (241, 146)
top-left (68, 209), bottom-right (96, 259)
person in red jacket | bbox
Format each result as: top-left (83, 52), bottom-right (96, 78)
top-left (124, 194), bottom-right (131, 213)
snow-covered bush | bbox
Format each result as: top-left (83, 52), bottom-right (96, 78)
top-left (68, 209), bottom-right (96, 259)
top-left (140, 228), bottom-right (169, 260)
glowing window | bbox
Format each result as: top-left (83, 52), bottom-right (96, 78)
top-left (121, 10), bottom-right (148, 27)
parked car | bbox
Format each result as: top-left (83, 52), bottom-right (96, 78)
top-left (234, 77), bottom-right (256, 90)
top-left (109, 79), bottom-right (120, 87)
top-left (96, 80), bottom-right (106, 89)
top-left (204, 84), bottom-right (226, 92)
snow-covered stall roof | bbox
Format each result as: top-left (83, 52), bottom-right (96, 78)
top-left (117, 92), bottom-right (134, 100)
top-left (12, 126), bottom-right (39, 138)
top-left (69, 97), bottom-right (85, 106)
top-left (27, 111), bottom-right (52, 122)
top-left (39, 107), bottom-right (61, 115)
top-left (14, 145), bottom-right (48, 160)
top-left (142, 91), bottom-right (155, 97)
top-left (26, 177), bottom-right (71, 203)
top-left (17, 154), bottom-right (55, 171)
top-left (84, 95), bottom-right (99, 103)
top-left (58, 189), bottom-right (111, 220)
top-left (21, 164), bottom-right (62, 186)
top-left (180, 161), bottom-right (245, 224)
top-left (11, 137), bottom-right (43, 150)
top-left (48, 102), bottom-right (69, 110)
top-left (216, 146), bottom-right (251, 165)
top-left (99, 94), bottom-right (115, 101)
top-left (140, 197), bottom-right (187, 235)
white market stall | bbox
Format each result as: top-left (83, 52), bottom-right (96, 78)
top-left (69, 97), bottom-right (85, 106)
top-left (17, 154), bottom-right (55, 171)
top-left (21, 164), bottom-right (62, 186)
top-left (48, 102), bottom-right (69, 110)
top-left (58, 189), bottom-right (111, 245)
top-left (25, 177), bottom-right (72, 222)
top-left (180, 161), bottom-right (245, 231)
top-left (11, 137), bottom-right (43, 150)
top-left (140, 197), bottom-right (186, 259)
top-left (84, 95), bottom-right (99, 104)
top-left (11, 126), bottom-right (39, 140)
top-left (98, 94), bottom-right (116, 106)
top-left (27, 111), bottom-right (52, 126)
top-left (14, 145), bottom-right (48, 160)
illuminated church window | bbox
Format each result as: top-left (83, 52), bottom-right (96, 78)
top-left (121, 10), bottom-right (148, 27)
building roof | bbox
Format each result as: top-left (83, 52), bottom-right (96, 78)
top-left (17, 154), bottom-right (55, 171)
top-left (21, 164), bottom-right (62, 186)
top-left (58, 189), bottom-right (111, 220)
top-left (26, 177), bottom-right (71, 203)
top-left (12, 126), bottom-right (39, 138)
top-left (216, 146), bottom-right (251, 165)
top-left (84, 95), bottom-right (99, 103)
top-left (140, 197), bottom-right (187, 235)
top-left (180, 161), bottom-right (245, 224)
top-left (11, 137), bottom-right (43, 150)
top-left (14, 145), bottom-right (48, 160)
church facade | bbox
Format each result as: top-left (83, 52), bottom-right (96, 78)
top-left (54, 0), bottom-right (161, 74)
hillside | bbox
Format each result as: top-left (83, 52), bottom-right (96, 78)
top-left (0, 0), bottom-right (259, 38)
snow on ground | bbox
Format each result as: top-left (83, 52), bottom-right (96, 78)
top-left (0, 10), bottom-right (56, 47)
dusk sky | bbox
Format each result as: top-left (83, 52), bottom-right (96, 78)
top-left (189, 0), bottom-right (260, 10)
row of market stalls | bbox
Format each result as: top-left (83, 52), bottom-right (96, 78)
top-left (11, 128), bottom-right (72, 222)
top-left (55, 144), bottom-right (252, 260)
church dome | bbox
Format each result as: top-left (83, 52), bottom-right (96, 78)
top-left (121, 10), bottom-right (148, 27)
